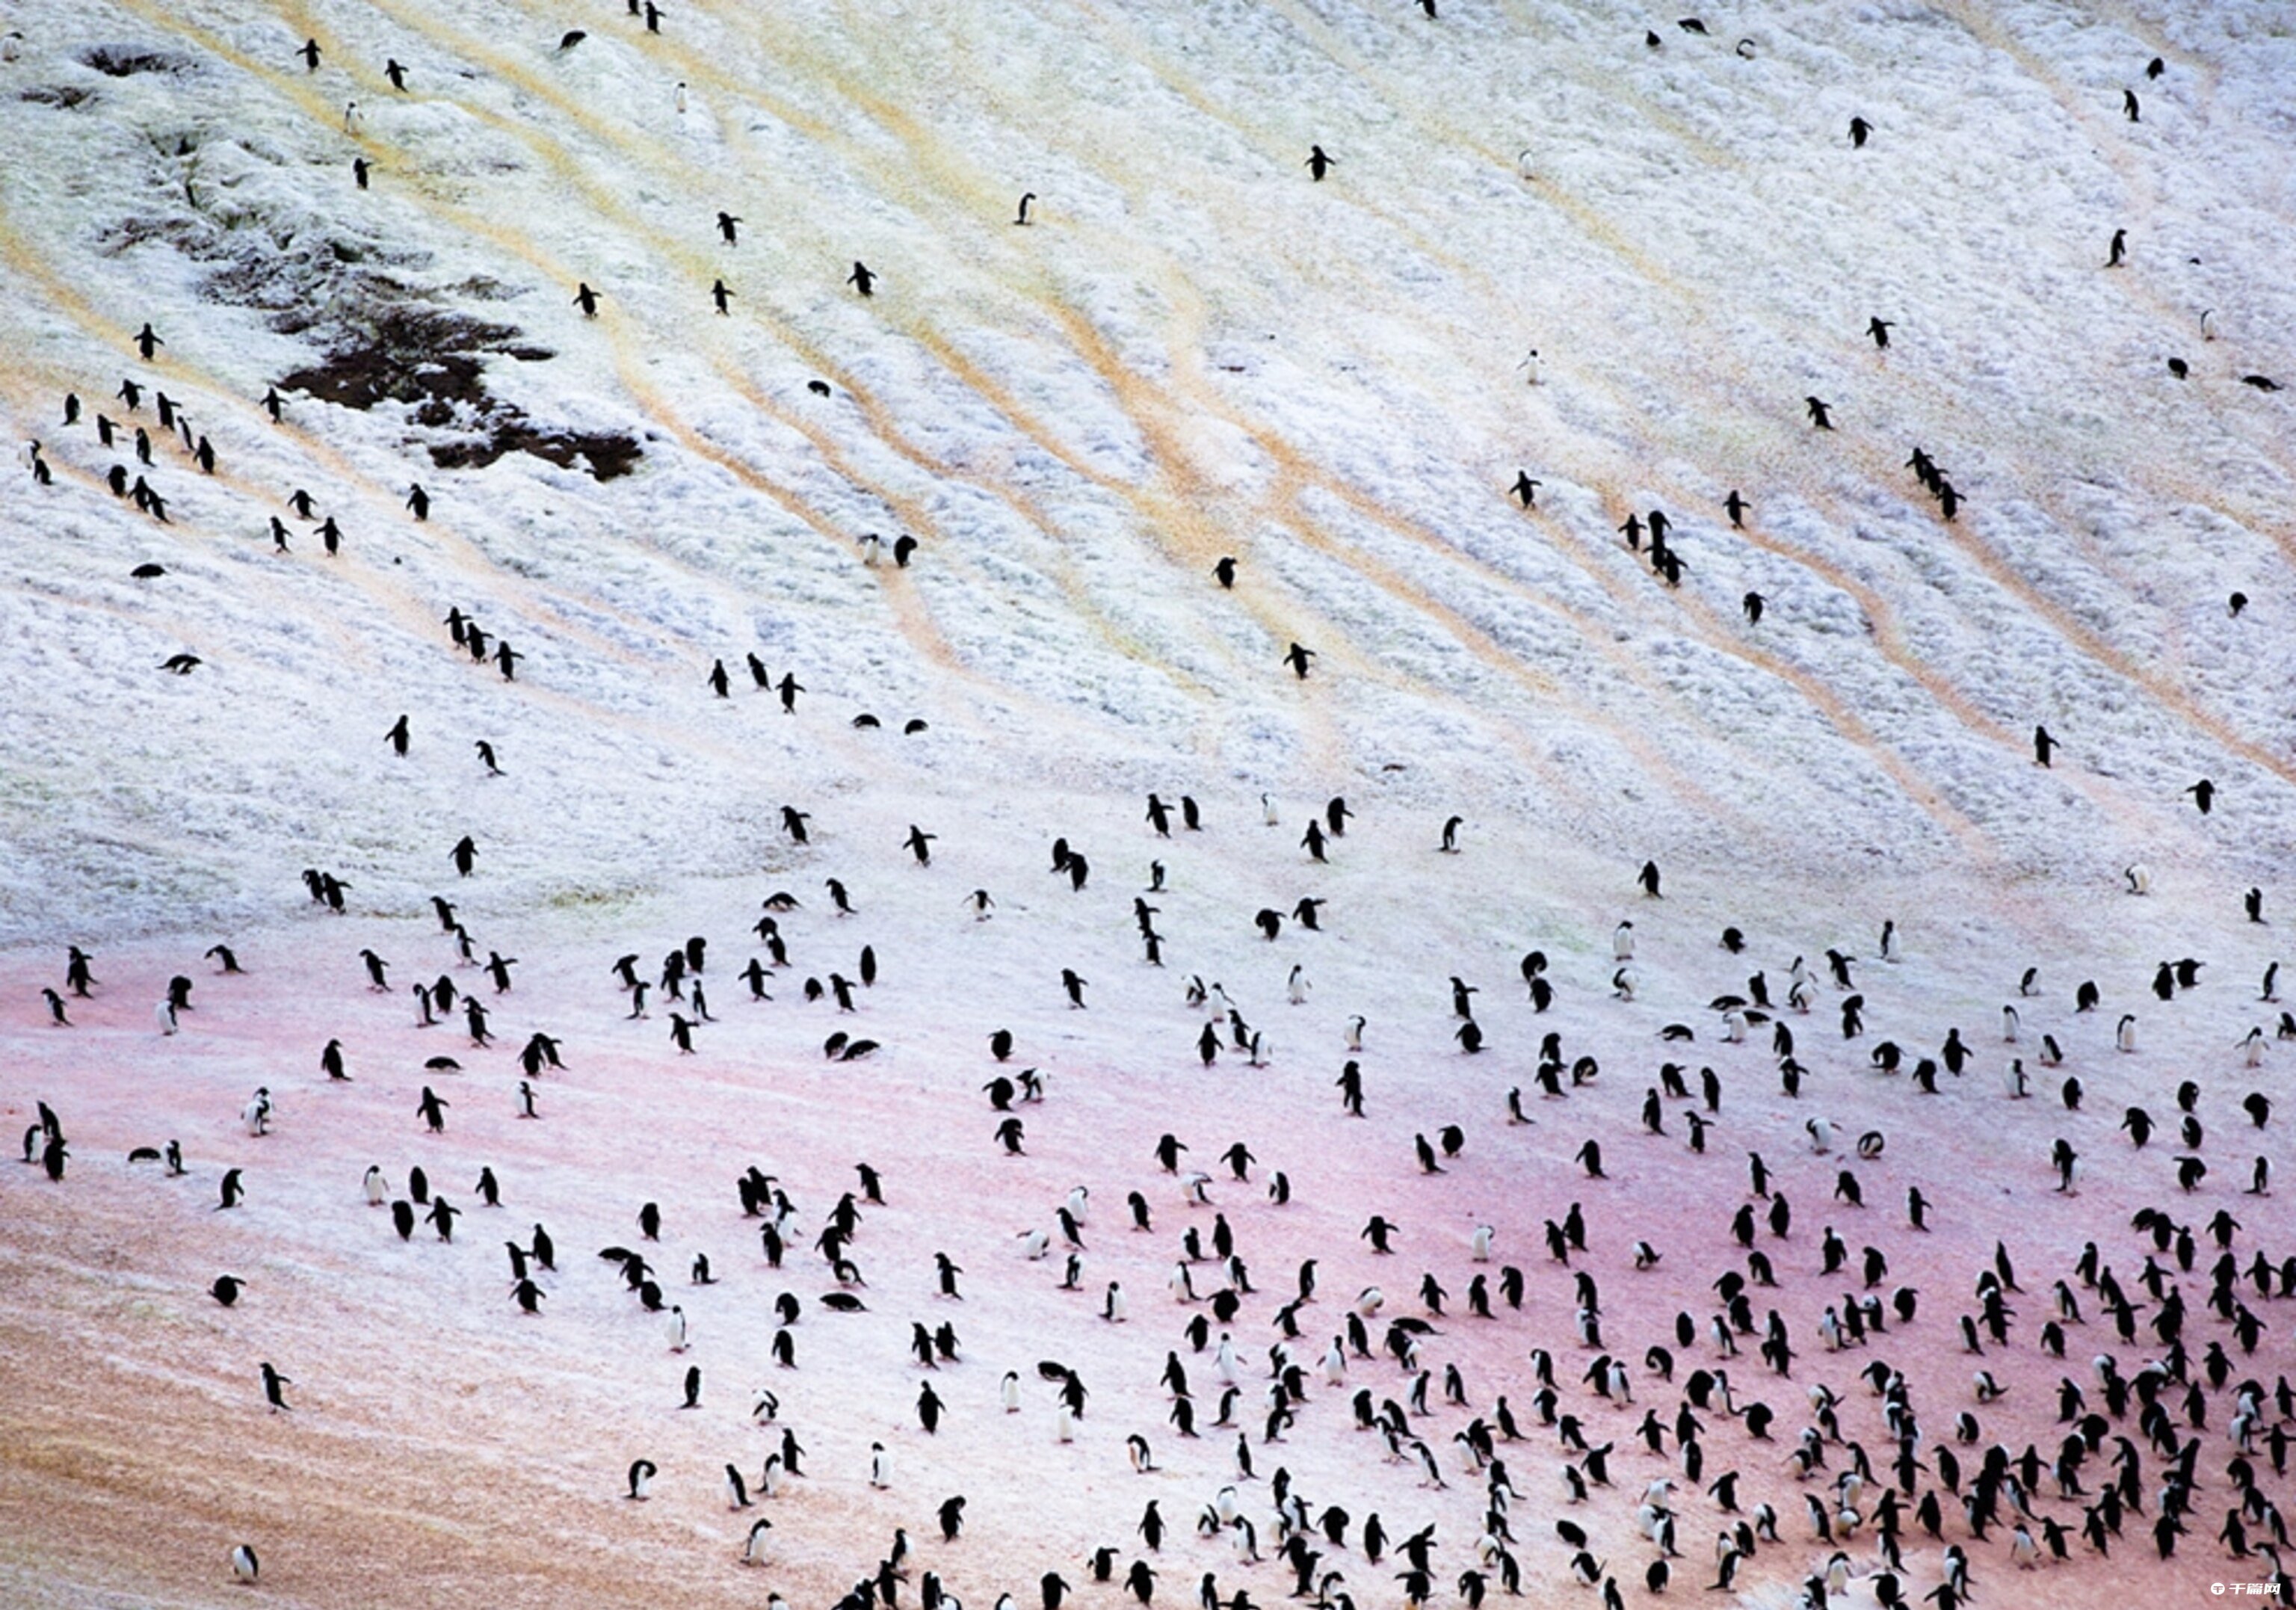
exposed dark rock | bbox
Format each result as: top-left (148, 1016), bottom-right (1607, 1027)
top-left (80, 45), bottom-right (194, 78)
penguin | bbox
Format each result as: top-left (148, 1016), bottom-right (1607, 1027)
top-left (259, 1362), bottom-right (292, 1411)
top-left (1511, 472), bottom-right (1540, 508)
top-left (627, 1459), bottom-right (656, 1499)
top-left (1016, 192), bottom-right (1037, 225)
top-left (231, 1544), bottom-right (259, 1583)
top-left (849, 262), bottom-right (877, 297)
top-left (742, 1517), bottom-right (774, 1564)
top-left (1306, 145), bottom-right (1335, 180)
top-left (1805, 396), bottom-right (1834, 431)
top-left (1420, 814), bottom-right (1463, 863)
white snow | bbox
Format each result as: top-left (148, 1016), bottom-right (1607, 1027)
top-left (1, 0), bottom-right (2292, 1606)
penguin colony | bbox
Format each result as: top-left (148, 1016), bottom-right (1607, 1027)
top-left (3, 2), bottom-right (2294, 1609)
top-left (16, 822), bottom-right (2296, 1606)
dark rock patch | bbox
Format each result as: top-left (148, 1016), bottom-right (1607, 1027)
top-left (80, 45), bottom-right (194, 77)
top-left (19, 85), bottom-right (99, 109)
top-left (280, 308), bottom-right (636, 482)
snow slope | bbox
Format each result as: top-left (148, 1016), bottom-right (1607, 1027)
top-left (1, 0), bottom-right (2292, 1606)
